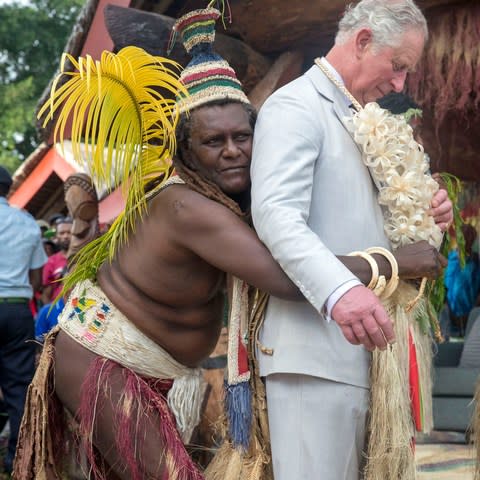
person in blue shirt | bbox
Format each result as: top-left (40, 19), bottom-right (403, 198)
top-left (35, 297), bottom-right (65, 342)
top-left (0, 166), bottom-right (47, 475)
top-left (445, 224), bottom-right (480, 334)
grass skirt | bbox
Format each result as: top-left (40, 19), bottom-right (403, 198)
top-left (13, 326), bottom-right (204, 480)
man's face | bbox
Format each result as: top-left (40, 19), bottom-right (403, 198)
top-left (55, 222), bottom-right (72, 251)
top-left (183, 103), bottom-right (253, 196)
top-left (351, 29), bottom-right (425, 106)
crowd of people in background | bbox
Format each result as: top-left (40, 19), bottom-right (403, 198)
top-left (8, 214), bottom-right (72, 342)
top-left (34, 216), bottom-right (71, 341)
top-left (0, 167), bottom-right (103, 476)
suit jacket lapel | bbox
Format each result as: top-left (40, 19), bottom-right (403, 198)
top-left (305, 65), bottom-right (362, 155)
top-left (304, 64), bottom-right (383, 192)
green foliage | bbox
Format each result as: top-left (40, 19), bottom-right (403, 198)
top-left (403, 107), bottom-right (422, 124)
top-left (0, 78), bottom-right (37, 173)
top-left (0, 0), bottom-right (84, 172)
top-left (425, 173), bottom-right (465, 339)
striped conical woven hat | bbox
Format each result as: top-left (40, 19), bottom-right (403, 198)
top-left (173, 7), bottom-right (250, 114)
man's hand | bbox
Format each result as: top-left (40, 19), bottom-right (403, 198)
top-left (331, 285), bottom-right (395, 351)
top-left (430, 177), bottom-right (453, 231)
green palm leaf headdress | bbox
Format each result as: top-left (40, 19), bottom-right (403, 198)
top-left (38, 46), bottom-right (188, 292)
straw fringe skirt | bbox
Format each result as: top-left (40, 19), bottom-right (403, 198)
top-left (364, 281), bottom-right (434, 480)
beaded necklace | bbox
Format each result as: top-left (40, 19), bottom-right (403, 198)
top-left (314, 57), bottom-right (363, 111)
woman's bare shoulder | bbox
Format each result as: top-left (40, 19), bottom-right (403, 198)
top-left (149, 184), bottom-right (236, 227)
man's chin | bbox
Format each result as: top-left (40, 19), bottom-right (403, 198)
top-left (363, 95), bottom-right (378, 105)
top-left (371, 89), bottom-right (390, 104)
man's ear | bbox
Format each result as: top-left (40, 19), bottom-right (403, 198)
top-left (355, 28), bottom-right (373, 57)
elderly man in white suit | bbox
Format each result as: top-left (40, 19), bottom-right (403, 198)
top-left (250, 1), bottom-right (453, 479)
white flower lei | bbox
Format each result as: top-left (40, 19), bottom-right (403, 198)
top-left (344, 102), bottom-right (443, 251)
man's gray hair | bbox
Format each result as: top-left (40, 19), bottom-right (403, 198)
top-left (335, 0), bottom-right (428, 49)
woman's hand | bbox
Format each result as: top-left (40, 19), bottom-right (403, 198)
top-left (395, 240), bottom-right (447, 280)
top-left (430, 175), bottom-right (453, 231)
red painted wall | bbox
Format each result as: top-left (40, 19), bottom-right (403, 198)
top-left (9, 148), bottom-right (76, 208)
top-left (80, 0), bottom-right (131, 60)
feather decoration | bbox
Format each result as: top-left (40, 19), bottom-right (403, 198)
top-left (37, 46), bottom-right (188, 292)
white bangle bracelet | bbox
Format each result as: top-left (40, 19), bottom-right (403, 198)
top-left (366, 247), bottom-right (399, 299)
top-left (348, 250), bottom-right (380, 291)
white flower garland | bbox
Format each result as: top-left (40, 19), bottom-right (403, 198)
top-left (344, 102), bottom-right (443, 250)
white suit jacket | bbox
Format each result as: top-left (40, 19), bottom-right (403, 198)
top-left (251, 64), bottom-right (390, 388)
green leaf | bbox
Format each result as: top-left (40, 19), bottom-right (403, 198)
top-left (426, 172), bottom-right (465, 320)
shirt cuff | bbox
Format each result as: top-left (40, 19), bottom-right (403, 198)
top-left (324, 279), bottom-right (363, 322)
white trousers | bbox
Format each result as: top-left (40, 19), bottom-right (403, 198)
top-left (265, 373), bottom-right (369, 480)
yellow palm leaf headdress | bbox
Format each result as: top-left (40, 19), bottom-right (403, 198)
top-left (38, 46), bottom-right (188, 292)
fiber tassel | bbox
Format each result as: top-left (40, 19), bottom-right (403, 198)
top-left (225, 381), bottom-right (252, 450)
top-left (364, 281), bottom-right (435, 480)
top-left (364, 342), bottom-right (415, 479)
top-left (409, 326), bottom-right (423, 431)
top-left (167, 370), bottom-right (204, 443)
top-left (411, 308), bottom-right (434, 433)
top-left (364, 286), bottom-right (416, 480)
top-left (204, 290), bottom-right (273, 480)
